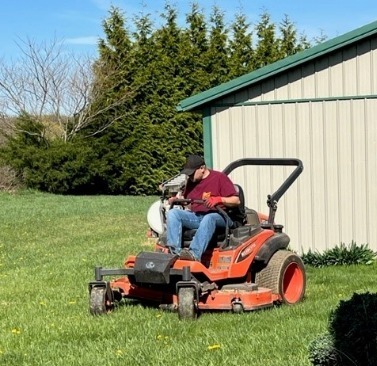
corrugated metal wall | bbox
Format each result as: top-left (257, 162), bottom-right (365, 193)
top-left (209, 37), bottom-right (377, 253)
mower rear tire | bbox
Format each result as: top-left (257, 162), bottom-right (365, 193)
top-left (255, 250), bottom-right (305, 305)
top-left (89, 286), bottom-right (113, 315)
top-left (178, 287), bottom-right (197, 320)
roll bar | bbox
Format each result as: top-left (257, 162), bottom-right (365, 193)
top-left (222, 158), bottom-right (303, 225)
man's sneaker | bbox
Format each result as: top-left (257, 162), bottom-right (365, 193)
top-left (179, 249), bottom-right (197, 261)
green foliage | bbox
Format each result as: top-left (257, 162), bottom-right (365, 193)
top-left (309, 292), bottom-right (377, 365)
top-left (0, 114), bottom-right (107, 194)
top-left (330, 292), bottom-right (377, 365)
top-left (302, 241), bottom-right (376, 267)
top-left (228, 12), bottom-right (254, 78)
top-left (308, 333), bottom-right (337, 366)
top-left (2, 4), bottom-right (314, 195)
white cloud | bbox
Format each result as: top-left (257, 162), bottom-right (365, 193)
top-left (90, 0), bottom-right (114, 11)
top-left (65, 36), bottom-right (98, 45)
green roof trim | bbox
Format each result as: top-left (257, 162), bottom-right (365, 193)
top-left (177, 19), bottom-right (377, 112)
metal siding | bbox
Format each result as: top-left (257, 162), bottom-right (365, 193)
top-left (210, 98), bottom-right (377, 253)
top-left (366, 100), bottom-right (377, 247)
top-left (352, 100), bottom-right (368, 245)
top-left (226, 38), bottom-right (376, 103)
top-left (357, 40), bottom-right (373, 94)
top-left (302, 63), bottom-right (316, 99)
top-left (372, 38), bottom-right (377, 93)
top-left (323, 102), bottom-right (341, 248)
top-left (208, 37), bottom-right (377, 253)
top-left (329, 52), bottom-right (344, 96)
top-left (337, 101), bottom-right (354, 242)
top-left (315, 58), bottom-right (330, 96)
top-left (343, 47), bottom-right (358, 95)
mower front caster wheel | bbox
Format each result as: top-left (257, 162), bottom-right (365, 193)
top-left (89, 286), bottom-right (114, 315)
top-left (178, 287), bottom-right (197, 320)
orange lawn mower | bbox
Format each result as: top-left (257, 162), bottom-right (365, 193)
top-left (88, 158), bottom-right (306, 319)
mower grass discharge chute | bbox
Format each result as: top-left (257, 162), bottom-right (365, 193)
top-left (89, 158), bottom-right (305, 319)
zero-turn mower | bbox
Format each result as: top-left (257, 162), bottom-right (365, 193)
top-left (88, 158), bottom-right (306, 319)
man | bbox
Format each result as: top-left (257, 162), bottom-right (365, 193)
top-left (166, 154), bottom-right (240, 261)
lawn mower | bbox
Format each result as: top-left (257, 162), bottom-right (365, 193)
top-left (88, 158), bottom-right (305, 319)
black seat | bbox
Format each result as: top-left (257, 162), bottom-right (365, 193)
top-left (227, 184), bottom-right (247, 227)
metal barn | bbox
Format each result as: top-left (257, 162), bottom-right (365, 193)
top-left (178, 20), bottom-right (377, 254)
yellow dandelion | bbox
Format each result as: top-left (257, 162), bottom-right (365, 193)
top-left (116, 350), bottom-right (123, 356)
top-left (156, 334), bottom-right (164, 340)
top-left (68, 301), bottom-right (76, 305)
top-left (207, 344), bottom-right (221, 350)
top-left (11, 328), bottom-right (21, 335)
top-left (39, 301), bottom-right (47, 306)
top-left (156, 314), bottom-right (162, 318)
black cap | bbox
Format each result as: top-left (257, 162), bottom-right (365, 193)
top-left (180, 155), bottom-right (205, 175)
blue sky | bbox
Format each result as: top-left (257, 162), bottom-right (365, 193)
top-left (1, 0), bottom-right (377, 61)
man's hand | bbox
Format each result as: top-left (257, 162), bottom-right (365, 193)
top-left (205, 196), bottom-right (223, 208)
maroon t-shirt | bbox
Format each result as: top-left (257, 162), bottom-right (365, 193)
top-left (184, 170), bottom-right (238, 214)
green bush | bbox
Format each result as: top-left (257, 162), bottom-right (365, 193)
top-left (302, 241), bottom-right (376, 267)
top-left (330, 292), bottom-right (377, 365)
top-left (308, 333), bottom-right (337, 366)
top-left (309, 292), bottom-right (377, 365)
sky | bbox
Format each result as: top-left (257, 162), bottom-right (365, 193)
top-left (1, 0), bottom-right (377, 61)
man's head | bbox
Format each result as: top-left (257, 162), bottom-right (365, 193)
top-left (181, 154), bottom-right (207, 182)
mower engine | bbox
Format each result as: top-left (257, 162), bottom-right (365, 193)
top-left (147, 173), bottom-right (186, 238)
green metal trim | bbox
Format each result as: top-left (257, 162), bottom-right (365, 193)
top-left (177, 20), bottom-right (377, 112)
top-left (205, 94), bottom-right (377, 108)
top-left (202, 108), bottom-right (213, 168)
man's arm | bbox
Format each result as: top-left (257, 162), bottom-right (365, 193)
top-left (205, 195), bottom-right (240, 208)
top-left (221, 195), bottom-right (240, 207)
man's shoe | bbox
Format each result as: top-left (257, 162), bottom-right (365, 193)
top-left (179, 249), bottom-right (197, 261)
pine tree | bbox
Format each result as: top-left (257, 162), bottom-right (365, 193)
top-left (228, 12), bottom-right (254, 79)
top-left (278, 14), bottom-right (302, 58)
top-left (182, 2), bottom-right (210, 93)
top-left (205, 6), bottom-right (230, 86)
top-left (254, 11), bottom-right (280, 68)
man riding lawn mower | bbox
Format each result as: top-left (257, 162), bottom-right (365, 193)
top-left (89, 157), bottom-right (306, 319)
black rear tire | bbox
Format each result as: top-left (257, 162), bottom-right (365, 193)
top-left (255, 250), bottom-right (306, 305)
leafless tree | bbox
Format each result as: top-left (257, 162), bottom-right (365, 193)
top-left (0, 37), bottom-right (131, 142)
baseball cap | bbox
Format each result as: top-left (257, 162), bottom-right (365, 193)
top-left (180, 155), bottom-right (205, 175)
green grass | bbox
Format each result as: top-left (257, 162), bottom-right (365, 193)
top-left (1, 191), bottom-right (376, 366)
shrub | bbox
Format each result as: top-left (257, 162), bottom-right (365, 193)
top-left (302, 241), bottom-right (376, 267)
top-left (0, 165), bottom-right (23, 192)
top-left (330, 292), bottom-right (377, 365)
top-left (309, 292), bottom-right (377, 365)
top-left (308, 333), bottom-right (338, 366)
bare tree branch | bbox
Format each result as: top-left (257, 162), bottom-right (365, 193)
top-left (0, 37), bottom-right (131, 142)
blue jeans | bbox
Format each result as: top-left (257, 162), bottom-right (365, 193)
top-left (166, 209), bottom-right (229, 260)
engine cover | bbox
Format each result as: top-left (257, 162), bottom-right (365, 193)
top-left (134, 252), bottom-right (178, 284)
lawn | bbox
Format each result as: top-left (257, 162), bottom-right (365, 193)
top-left (1, 191), bottom-right (376, 366)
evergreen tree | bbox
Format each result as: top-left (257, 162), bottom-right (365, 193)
top-left (205, 6), bottom-right (230, 86)
top-left (81, 6), bottom-right (137, 193)
top-left (278, 14), bottom-right (305, 58)
top-left (182, 2), bottom-right (210, 93)
top-left (228, 12), bottom-right (254, 79)
top-left (254, 11), bottom-right (280, 68)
